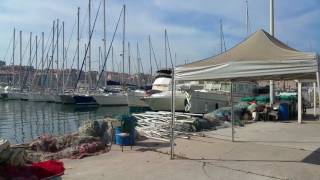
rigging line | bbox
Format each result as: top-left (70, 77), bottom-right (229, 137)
top-left (150, 39), bottom-right (159, 71)
top-left (21, 37), bottom-right (38, 90)
top-left (74, 0), bottom-right (103, 90)
top-left (2, 36), bottom-right (13, 64)
top-left (95, 6), bottom-right (124, 89)
top-left (165, 31), bottom-right (174, 68)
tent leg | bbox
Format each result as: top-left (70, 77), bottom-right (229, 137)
top-left (298, 81), bottom-right (302, 124)
top-left (230, 81), bottom-right (234, 142)
top-left (314, 82), bottom-right (317, 118)
top-left (270, 80), bottom-right (274, 105)
top-left (317, 71), bottom-right (320, 120)
top-left (170, 70), bottom-right (175, 160)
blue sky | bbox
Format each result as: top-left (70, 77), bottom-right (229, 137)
top-left (0, 0), bottom-right (319, 74)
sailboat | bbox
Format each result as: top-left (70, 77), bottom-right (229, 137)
top-left (92, 3), bottom-right (128, 106)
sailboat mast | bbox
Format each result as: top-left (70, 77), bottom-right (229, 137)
top-left (29, 32), bottom-right (32, 90)
top-left (148, 35), bottom-right (152, 83)
top-left (56, 19), bottom-right (60, 92)
top-left (103, 0), bottom-right (107, 88)
top-left (98, 46), bottom-right (101, 73)
top-left (35, 35), bottom-right (38, 91)
top-left (88, 0), bottom-right (92, 89)
top-left (62, 21), bottom-right (65, 93)
top-left (41, 32), bottom-right (44, 89)
top-left (12, 28), bottom-right (15, 87)
top-left (51, 20), bottom-right (55, 91)
top-left (77, 7), bottom-right (80, 74)
top-left (128, 42), bottom-right (131, 76)
top-left (136, 43), bottom-right (141, 88)
top-left (19, 30), bottom-right (22, 89)
top-left (165, 29), bottom-right (167, 69)
top-left (122, 4), bottom-right (126, 85)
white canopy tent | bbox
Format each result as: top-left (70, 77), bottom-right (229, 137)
top-left (169, 29), bottom-right (320, 152)
top-left (175, 29), bottom-right (319, 81)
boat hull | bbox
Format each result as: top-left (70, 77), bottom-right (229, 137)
top-left (93, 94), bottom-right (128, 106)
top-left (73, 95), bottom-right (97, 105)
top-left (60, 94), bottom-right (75, 104)
top-left (127, 91), bottom-right (148, 107)
top-left (144, 95), bottom-right (186, 111)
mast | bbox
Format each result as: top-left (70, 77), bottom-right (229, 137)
top-left (35, 35), bottom-right (38, 90)
top-left (128, 42), bottom-right (131, 76)
top-left (165, 29), bottom-right (167, 69)
top-left (103, 0), bottom-right (107, 88)
top-left (41, 32), bottom-right (44, 89)
top-left (148, 35), bottom-right (152, 83)
top-left (29, 32), bottom-right (32, 90)
top-left (12, 28), bottom-right (15, 87)
top-left (122, 4), bottom-right (126, 85)
top-left (56, 19), bottom-right (60, 92)
top-left (35, 36), bottom-right (38, 71)
top-left (136, 43), bottom-right (141, 88)
top-left (77, 7), bottom-right (80, 74)
top-left (19, 30), bottom-right (22, 89)
top-left (88, 0), bottom-right (92, 89)
top-left (51, 20), bottom-right (55, 91)
top-left (112, 46), bottom-right (114, 79)
top-left (98, 46), bottom-right (101, 73)
top-left (62, 21), bottom-right (65, 93)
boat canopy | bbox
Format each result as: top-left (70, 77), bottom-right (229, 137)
top-left (175, 29), bottom-right (319, 81)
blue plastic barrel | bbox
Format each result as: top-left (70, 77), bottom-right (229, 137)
top-left (279, 103), bottom-right (289, 120)
top-left (115, 127), bottom-right (135, 146)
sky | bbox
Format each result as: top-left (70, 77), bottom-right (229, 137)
top-left (0, 0), bottom-right (319, 74)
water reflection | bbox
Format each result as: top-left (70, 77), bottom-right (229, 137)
top-left (0, 100), bottom-right (129, 144)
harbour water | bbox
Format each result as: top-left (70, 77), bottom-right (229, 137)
top-left (0, 100), bottom-right (130, 144)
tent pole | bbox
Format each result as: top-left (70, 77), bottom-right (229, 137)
top-left (170, 68), bottom-right (175, 159)
top-left (316, 71), bottom-right (320, 120)
top-left (298, 81), bottom-right (302, 124)
top-left (313, 82), bottom-right (317, 118)
top-left (230, 81), bottom-right (235, 142)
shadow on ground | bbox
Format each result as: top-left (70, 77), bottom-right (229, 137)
top-left (302, 147), bottom-right (320, 165)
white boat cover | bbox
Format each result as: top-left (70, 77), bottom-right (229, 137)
top-left (175, 29), bottom-right (319, 81)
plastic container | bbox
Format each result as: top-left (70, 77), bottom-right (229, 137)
top-left (279, 103), bottom-right (289, 120)
top-left (115, 127), bottom-right (135, 146)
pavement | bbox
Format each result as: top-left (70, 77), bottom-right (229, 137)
top-left (62, 109), bottom-right (320, 180)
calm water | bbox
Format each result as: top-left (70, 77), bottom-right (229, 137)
top-left (0, 100), bottom-right (130, 144)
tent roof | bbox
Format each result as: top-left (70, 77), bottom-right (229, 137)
top-left (175, 29), bottom-right (319, 81)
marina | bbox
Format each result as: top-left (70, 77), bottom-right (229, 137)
top-left (0, 0), bottom-right (319, 179)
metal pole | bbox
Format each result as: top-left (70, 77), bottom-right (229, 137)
top-left (298, 81), bottom-right (302, 123)
top-left (98, 46), bottom-right (101, 73)
top-left (245, 0), bottom-right (249, 36)
top-left (170, 68), bottom-right (175, 159)
top-left (270, 0), bottom-right (274, 36)
top-left (313, 82), bottom-right (317, 117)
top-left (231, 81), bottom-right (235, 142)
top-left (269, 0), bottom-right (275, 105)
